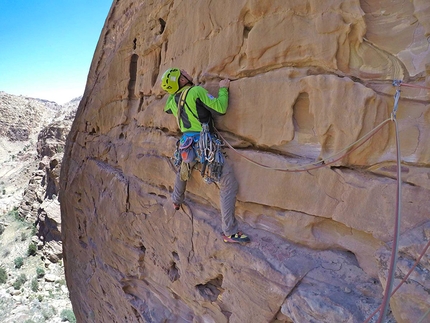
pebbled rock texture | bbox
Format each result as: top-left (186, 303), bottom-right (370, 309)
top-left (60, 1), bottom-right (430, 322)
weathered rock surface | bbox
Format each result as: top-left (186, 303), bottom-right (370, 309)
top-left (60, 1), bottom-right (430, 322)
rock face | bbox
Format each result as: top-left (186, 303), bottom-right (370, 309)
top-left (60, 1), bottom-right (430, 322)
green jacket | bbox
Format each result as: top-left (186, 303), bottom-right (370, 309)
top-left (164, 85), bottom-right (229, 132)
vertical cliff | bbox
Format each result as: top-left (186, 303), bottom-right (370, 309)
top-left (60, 0), bottom-right (430, 322)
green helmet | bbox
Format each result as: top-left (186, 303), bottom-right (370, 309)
top-left (161, 68), bottom-right (181, 94)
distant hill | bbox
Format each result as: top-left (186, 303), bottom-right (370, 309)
top-left (0, 91), bottom-right (80, 322)
top-left (0, 92), bottom-right (81, 214)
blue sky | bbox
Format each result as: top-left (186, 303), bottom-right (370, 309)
top-left (0, 1), bottom-right (112, 104)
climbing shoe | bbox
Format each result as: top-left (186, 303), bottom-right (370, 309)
top-left (222, 232), bottom-right (250, 244)
top-left (173, 203), bottom-right (181, 210)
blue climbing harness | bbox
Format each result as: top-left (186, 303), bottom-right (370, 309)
top-left (173, 123), bottom-right (224, 182)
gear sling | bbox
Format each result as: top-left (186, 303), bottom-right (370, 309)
top-left (174, 87), bottom-right (225, 183)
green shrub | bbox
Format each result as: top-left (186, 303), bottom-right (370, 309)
top-left (36, 267), bottom-right (45, 278)
top-left (60, 309), bottom-right (76, 323)
top-left (42, 306), bottom-right (56, 320)
top-left (21, 232), bottom-right (27, 241)
top-left (13, 273), bottom-right (27, 290)
top-left (0, 267), bottom-right (7, 284)
top-left (28, 243), bottom-right (37, 256)
top-left (7, 207), bottom-right (21, 221)
top-left (14, 257), bottom-right (24, 268)
top-left (31, 277), bottom-right (39, 292)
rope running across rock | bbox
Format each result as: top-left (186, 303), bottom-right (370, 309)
top-left (215, 80), bottom-right (428, 323)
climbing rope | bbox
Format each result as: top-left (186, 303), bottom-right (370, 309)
top-left (215, 80), bottom-right (426, 323)
top-left (363, 238), bottom-right (430, 323)
top-left (198, 123), bottom-right (224, 183)
top-left (399, 81), bottom-right (430, 91)
top-left (376, 84), bottom-right (402, 323)
top-left (417, 307), bottom-right (430, 323)
top-left (215, 117), bottom-right (391, 173)
top-left (216, 80), bottom-right (426, 174)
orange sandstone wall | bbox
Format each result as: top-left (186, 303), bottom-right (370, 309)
top-left (60, 1), bottom-right (430, 322)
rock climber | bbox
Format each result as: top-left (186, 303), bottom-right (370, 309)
top-left (161, 67), bottom-right (250, 244)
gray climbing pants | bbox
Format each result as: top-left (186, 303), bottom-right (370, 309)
top-left (172, 158), bottom-right (239, 236)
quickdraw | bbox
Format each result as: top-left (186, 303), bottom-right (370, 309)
top-left (197, 123), bottom-right (224, 183)
top-left (172, 123), bottom-right (224, 183)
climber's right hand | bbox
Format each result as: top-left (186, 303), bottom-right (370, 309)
top-left (219, 79), bottom-right (230, 89)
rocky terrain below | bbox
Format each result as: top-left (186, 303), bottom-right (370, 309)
top-left (0, 210), bottom-right (73, 323)
top-left (0, 92), bottom-right (80, 322)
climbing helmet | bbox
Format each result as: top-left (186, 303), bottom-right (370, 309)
top-left (161, 68), bottom-right (181, 94)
